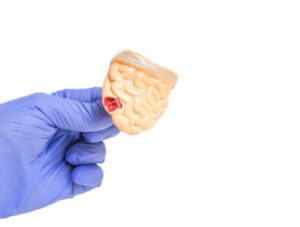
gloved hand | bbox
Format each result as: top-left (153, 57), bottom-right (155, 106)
top-left (0, 87), bottom-right (119, 218)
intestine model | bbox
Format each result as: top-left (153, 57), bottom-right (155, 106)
top-left (102, 50), bottom-right (178, 135)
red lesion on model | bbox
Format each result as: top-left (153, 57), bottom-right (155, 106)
top-left (104, 97), bottom-right (123, 112)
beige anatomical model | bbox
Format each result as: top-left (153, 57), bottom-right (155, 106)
top-left (102, 50), bottom-right (178, 135)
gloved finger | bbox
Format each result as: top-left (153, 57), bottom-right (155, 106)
top-left (52, 87), bottom-right (103, 103)
top-left (71, 164), bottom-right (103, 188)
top-left (82, 125), bottom-right (120, 143)
top-left (66, 141), bottom-right (106, 165)
top-left (31, 93), bottom-right (113, 132)
top-left (72, 183), bottom-right (95, 196)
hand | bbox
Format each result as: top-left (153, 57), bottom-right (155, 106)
top-left (0, 87), bottom-right (119, 218)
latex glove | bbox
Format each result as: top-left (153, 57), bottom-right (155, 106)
top-left (0, 87), bottom-right (119, 218)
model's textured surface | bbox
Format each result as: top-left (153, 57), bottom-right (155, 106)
top-left (102, 51), bottom-right (178, 135)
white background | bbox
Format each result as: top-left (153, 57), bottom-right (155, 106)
top-left (0, 0), bottom-right (300, 226)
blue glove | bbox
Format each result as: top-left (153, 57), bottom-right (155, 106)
top-left (0, 87), bottom-right (119, 218)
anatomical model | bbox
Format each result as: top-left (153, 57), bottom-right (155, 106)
top-left (102, 51), bottom-right (178, 135)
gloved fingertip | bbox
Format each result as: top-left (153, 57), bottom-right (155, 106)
top-left (65, 152), bottom-right (79, 165)
top-left (66, 141), bottom-right (106, 165)
top-left (87, 101), bottom-right (115, 131)
top-left (72, 184), bottom-right (95, 196)
top-left (97, 101), bottom-right (113, 122)
top-left (83, 125), bottom-right (120, 143)
top-left (72, 165), bottom-right (103, 188)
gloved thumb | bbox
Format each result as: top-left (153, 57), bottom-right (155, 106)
top-left (29, 93), bottom-right (113, 132)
